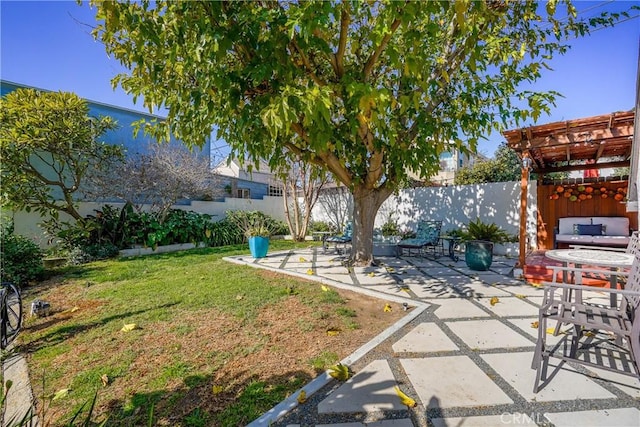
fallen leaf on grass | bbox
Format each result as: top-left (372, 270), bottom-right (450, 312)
top-left (326, 328), bottom-right (341, 336)
top-left (121, 323), bottom-right (137, 332)
top-left (394, 386), bottom-right (417, 407)
top-left (489, 296), bottom-right (500, 306)
top-left (321, 285), bottom-right (330, 292)
top-left (101, 374), bottom-right (109, 387)
top-left (236, 294), bottom-right (244, 300)
top-left (384, 303), bottom-right (393, 312)
top-left (212, 385), bottom-right (223, 394)
top-left (52, 388), bottom-right (70, 401)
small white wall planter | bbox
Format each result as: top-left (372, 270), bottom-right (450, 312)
top-left (119, 242), bottom-right (207, 258)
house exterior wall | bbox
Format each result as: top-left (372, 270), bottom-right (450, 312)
top-left (0, 80), bottom-right (211, 160)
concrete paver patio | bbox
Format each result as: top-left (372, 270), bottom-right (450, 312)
top-left (227, 247), bottom-right (640, 427)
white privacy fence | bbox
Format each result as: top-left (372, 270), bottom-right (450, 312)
top-left (7, 182), bottom-right (538, 255)
top-left (312, 181), bottom-right (539, 256)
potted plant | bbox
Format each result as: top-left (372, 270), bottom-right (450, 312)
top-left (459, 218), bottom-right (516, 271)
top-left (230, 211), bottom-right (275, 258)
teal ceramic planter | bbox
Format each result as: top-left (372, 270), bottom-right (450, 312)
top-left (464, 240), bottom-right (494, 271)
top-left (248, 236), bottom-right (270, 258)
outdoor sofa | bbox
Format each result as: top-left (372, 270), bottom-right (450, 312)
top-left (554, 216), bottom-right (632, 248)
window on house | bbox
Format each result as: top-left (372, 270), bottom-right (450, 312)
top-left (268, 185), bottom-right (283, 197)
top-left (237, 188), bottom-right (250, 199)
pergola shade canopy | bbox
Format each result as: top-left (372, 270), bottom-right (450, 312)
top-left (504, 111), bottom-right (634, 175)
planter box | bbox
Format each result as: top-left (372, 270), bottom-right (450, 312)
top-left (119, 242), bottom-right (206, 257)
top-left (43, 257), bottom-right (67, 268)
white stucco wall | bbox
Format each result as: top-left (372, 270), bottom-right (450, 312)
top-left (311, 181), bottom-right (538, 256)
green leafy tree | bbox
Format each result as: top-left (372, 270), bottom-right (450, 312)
top-left (0, 89), bottom-right (121, 222)
top-left (455, 143), bottom-right (521, 184)
top-left (92, 0), bottom-right (627, 264)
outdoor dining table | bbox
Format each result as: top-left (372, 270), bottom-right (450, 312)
top-left (544, 248), bottom-right (634, 307)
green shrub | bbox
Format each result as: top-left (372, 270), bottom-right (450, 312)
top-left (459, 218), bottom-right (516, 244)
top-left (309, 221), bottom-right (334, 233)
top-left (225, 211), bottom-right (288, 240)
top-left (0, 222), bottom-right (44, 285)
top-left (381, 219), bottom-right (400, 237)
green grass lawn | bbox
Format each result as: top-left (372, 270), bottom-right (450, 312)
top-left (16, 240), bottom-right (401, 426)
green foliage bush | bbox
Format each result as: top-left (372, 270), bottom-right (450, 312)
top-left (0, 222), bottom-right (44, 285)
top-left (309, 221), bottom-right (333, 233)
top-left (225, 210), bottom-right (288, 239)
top-left (46, 206), bottom-right (289, 263)
top-left (381, 219), bottom-right (400, 237)
top-left (459, 218), bottom-right (517, 244)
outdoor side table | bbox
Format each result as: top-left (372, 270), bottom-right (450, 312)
top-left (312, 231), bottom-right (332, 249)
top-left (440, 236), bottom-right (461, 262)
top-left (544, 249), bottom-right (634, 307)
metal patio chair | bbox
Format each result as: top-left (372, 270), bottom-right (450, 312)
top-left (324, 221), bottom-right (353, 254)
top-left (531, 252), bottom-right (640, 393)
top-left (397, 220), bottom-right (444, 258)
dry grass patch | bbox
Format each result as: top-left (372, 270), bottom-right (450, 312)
top-left (17, 242), bottom-right (405, 426)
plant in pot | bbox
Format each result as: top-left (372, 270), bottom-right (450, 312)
top-left (231, 211), bottom-right (275, 258)
top-left (459, 218), bottom-right (516, 271)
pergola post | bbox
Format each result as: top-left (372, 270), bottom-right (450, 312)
top-left (518, 155), bottom-right (532, 268)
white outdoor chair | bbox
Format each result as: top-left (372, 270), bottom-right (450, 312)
top-left (531, 252), bottom-right (640, 393)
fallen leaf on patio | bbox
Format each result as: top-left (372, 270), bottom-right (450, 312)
top-left (394, 386), bottom-right (417, 407)
top-left (584, 331), bottom-right (596, 337)
top-left (386, 267), bottom-right (395, 273)
top-left (384, 303), bottom-right (393, 312)
top-left (489, 297), bottom-right (500, 306)
top-left (546, 327), bottom-right (565, 335)
top-left (307, 269), bottom-right (314, 275)
top-left (321, 285), bottom-right (330, 292)
top-left (297, 390), bottom-right (307, 403)
top-left (401, 288), bottom-right (410, 293)
top-left (212, 385), bottom-right (223, 394)
top-left (530, 282), bottom-right (543, 288)
top-left (121, 323), bottom-right (137, 332)
top-left (52, 388), bottom-right (70, 401)
top-left (326, 328), bottom-right (341, 336)
top-left (515, 294), bottom-right (527, 299)
top-left (531, 321), bottom-right (539, 329)
top-left (101, 374), bottom-right (109, 387)
top-left (328, 363), bottom-right (350, 381)
top-left (236, 294), bottom-right (244, 300)
top-left (299, 257), bottom-right (307, 262)
top-left (368, 272), bottom-right (375, 277)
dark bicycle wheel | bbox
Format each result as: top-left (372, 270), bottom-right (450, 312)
top-left (1, 282), bottom-right (22, 349)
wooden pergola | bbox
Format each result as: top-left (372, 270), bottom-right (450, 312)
top-left (504, 110), bottom-right (635, 267)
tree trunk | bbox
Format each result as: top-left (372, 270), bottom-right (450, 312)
top-left (351, 184), bottom-right (393, 266)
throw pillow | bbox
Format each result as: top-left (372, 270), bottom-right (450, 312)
top-left (577, 224), bottom-right (603, 236)
top-left (573, 224), bottom-right (580, 235)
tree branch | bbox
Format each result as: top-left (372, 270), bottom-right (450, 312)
top-left (363, 17), bottom-right (402, 81)
top-left (334, 5), bottom-right (350, 78)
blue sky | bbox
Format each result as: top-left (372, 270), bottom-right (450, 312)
top-left (1, 0), bottom-right (639, 158)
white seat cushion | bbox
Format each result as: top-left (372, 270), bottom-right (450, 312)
top-left (591, 217), bottom-right (630, 236)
